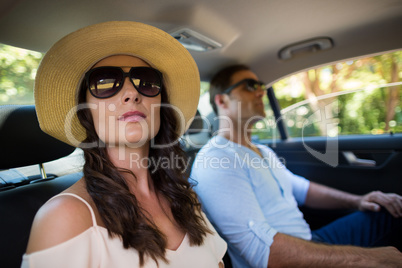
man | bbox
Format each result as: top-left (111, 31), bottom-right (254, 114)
top-left (191, 64), bottom-right (402, 267)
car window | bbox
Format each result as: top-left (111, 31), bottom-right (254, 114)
top-left (0, 43), bottom-right (43, 105)
top-left (0, 43), bottom-right (83, 177)
top-left (271, 50), bottom-right (402, 138)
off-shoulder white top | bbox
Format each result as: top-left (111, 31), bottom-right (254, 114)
top-left (21, 193), bottom-right (227, 268)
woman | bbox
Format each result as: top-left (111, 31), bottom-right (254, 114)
top-left (22, 21), bottom-right (226, 267)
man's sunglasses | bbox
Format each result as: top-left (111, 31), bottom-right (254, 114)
top-left (85, 66), bottom-right (163, 99)
top-left (223, 79), bottom-right (267, 95)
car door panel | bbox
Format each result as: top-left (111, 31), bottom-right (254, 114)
top-left (262, 134), bottom-right (402, 229)
top-left (265, 134), bottom-right (402, 195)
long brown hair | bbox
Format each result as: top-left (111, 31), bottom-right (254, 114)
top-left (77, 80), bottom-right (210, 266)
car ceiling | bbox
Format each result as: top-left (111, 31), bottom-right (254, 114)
top-left (0, 0), bottom-right (401, 84)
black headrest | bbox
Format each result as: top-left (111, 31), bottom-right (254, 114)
top-left (0, 105), bottom-right (75, 169)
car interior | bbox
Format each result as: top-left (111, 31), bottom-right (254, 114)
top-left (1, 0), bottom-right (401, 267)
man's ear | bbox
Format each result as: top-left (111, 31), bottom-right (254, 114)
top-left (214, 94), bottom-right (227, 110)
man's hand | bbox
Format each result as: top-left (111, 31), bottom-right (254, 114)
top-left (358, 191), bottom-right (402, 218)
top-left (305, 182), bottom-right (402, 218)
top-left (369, 246), bottom-right (402, 268)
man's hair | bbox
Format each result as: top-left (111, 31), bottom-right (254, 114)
top-left (209, 64), bottom-right (250, 114)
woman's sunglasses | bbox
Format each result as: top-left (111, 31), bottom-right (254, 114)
top-left (223, 79), bottom-right (266, 95)
top-left (85, 66), bottom-right (163, 99)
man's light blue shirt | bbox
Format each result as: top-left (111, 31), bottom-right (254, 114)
top-left (191, 136), bottom-right (311, 268)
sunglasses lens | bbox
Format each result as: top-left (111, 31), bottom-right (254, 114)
top-left (88, 68), bottom-right (122, 98)
top-left (246, 80), bottom-right (266, 91)
top-left (87, 67), bottom-right (162, 98)
top-left (130, 68), bottom-right (161, 97)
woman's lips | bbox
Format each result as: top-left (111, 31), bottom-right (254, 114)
top-left (118, 111), bottom-right (146, 122)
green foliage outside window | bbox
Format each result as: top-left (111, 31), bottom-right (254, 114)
top-left (1, 43), bottom-right (401, 139)
top-left (267, 50), bottom-right (402, 139)
top-left (0, 44), bottom-right (43, 105)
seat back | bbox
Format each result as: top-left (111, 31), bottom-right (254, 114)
top-left (0, 173), bottom-right (81, 267)
top-left (0, 105), bottom-right (80, 267)
top-left (0, 105), bottom-right (75, 170)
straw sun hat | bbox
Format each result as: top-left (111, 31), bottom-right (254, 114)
top-left (34, 21), bottom-right (200, 147)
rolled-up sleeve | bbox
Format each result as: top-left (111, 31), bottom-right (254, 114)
top-left (192, 149), bottom-right (277, 268)
top-left (289, 174), bottom-right (310, 206)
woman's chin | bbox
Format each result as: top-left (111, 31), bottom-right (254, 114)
top-left (99, 136), bottom-right (148, 149)
top-left (124, 139), bottom-right (149, 148)
top-left (99, 128), bottom-right (158, 148)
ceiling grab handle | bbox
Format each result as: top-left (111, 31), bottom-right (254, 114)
top-left (278, 37), bottom-right (333, 60)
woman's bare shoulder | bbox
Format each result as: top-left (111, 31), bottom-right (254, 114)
top-left (25, 182), bottom-right (94, 254)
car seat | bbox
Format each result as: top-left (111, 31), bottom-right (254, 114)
top-left (0, 105), bottom-right (81, 268)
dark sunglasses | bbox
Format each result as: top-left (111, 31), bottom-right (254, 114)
top-left (223, 79), bottom-right (267, 95)
top-left (85, 66), bottom-right (163, 99)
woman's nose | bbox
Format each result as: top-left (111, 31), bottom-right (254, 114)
top-left (121, 77), bottom-right (141, 103)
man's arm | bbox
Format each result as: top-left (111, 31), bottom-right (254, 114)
top-left (268, 232), bottom-right (402, 268)
top-left (304, 181), bottom-right (402, 218)
top-left (192, 149), bottom-right (279, 267)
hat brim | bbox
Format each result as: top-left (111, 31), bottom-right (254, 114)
top-left (35, 21), bottom-right (200, 147)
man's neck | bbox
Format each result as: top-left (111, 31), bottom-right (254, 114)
top-left (217, 116), bottom-right (263, 157)
top-left (217, 117), bottom-right (253, 148)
